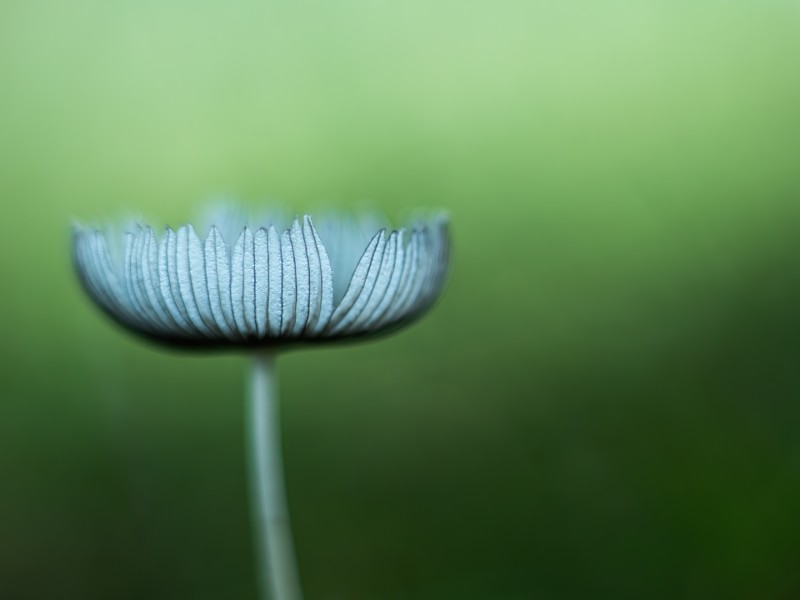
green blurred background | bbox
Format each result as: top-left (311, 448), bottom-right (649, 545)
top-left (2, 0), bottom-right (800, 598)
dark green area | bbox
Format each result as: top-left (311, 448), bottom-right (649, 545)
top-left (2, 1), bottom-right (800, 598)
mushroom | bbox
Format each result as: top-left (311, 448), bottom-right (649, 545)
top-left (72, 208), bottom-right (451, 599)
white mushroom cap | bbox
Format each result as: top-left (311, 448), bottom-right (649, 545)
top-left (72, 211), bottom-right (450, 348)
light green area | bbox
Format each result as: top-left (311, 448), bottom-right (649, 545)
top-left (2, 1), bottom-right (800, 598)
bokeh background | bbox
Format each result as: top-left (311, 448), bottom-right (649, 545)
top-left (2, 0), bottom-right (800, 598)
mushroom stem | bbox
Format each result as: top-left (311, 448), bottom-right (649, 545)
top-left (247, 352), bottom-right (303, 600)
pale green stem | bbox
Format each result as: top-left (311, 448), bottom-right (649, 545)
top-left (247, 352), bottom-right (303, 600)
